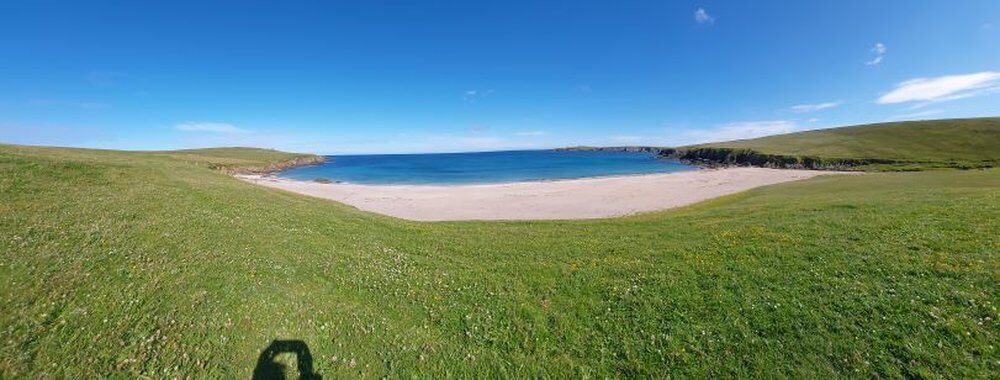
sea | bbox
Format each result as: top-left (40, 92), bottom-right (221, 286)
top-left (275, 150), bottom-right (697, 185)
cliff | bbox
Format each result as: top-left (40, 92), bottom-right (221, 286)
top-left (217, 154), bottom-right (326, 175)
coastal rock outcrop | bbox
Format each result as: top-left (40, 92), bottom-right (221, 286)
top-left (217, 155), bottom-right (326, 175)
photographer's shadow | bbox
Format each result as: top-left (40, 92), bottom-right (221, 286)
top-left (252, 340), bottom-right (322, 380)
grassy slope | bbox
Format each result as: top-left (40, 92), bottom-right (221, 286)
top-left (153, 147), bottom-right (321, 173)
top-left (1, 143), bottom-right (998, 377)
top-left (700, 117), bottom-right (1000, 167)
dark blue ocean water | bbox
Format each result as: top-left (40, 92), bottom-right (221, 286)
top-left (276, 150), bottom-right (696, 185)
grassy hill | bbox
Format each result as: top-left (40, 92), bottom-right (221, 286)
top-left (1, 132), bottom-right (998, 376)
top-left (685, 118), bottom-right (1000, 170)
top-left (152, 147), bottom-right (325, 174)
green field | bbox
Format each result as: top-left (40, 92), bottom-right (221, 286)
top-left (698, 118), bottom-right (1000, 169)
top-left (1, 120), bottom-right (998, 377)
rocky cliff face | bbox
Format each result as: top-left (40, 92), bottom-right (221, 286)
top-left (556, 146), bottom-right (929, 170)
top-left (659, 148), bottom-right (884, 170)
top-left (218, 155), bottom-right (326, 175)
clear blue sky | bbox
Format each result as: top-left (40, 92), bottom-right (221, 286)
top-left (2, 1), bottom-right (998, 154)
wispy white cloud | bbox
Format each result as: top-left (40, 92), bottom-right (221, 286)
top-left (463, 89), bottom-right (494, 101)
top-left (790, 101), bottom-right (841, 113)
top-left (876, 71), bottom-right (1000, 104)
top-left (686, 121), bottom-right (797, 143)
top-left (982, 23), bottom-right (994, 30)
top-left (694, 8), bottom-right (714, 25)
top-left (175, 122), bottom-right (248, 133)
top-left (866, 42), bottom-right (886, 66)
top-left (807, 118), bottom-right (820, 123)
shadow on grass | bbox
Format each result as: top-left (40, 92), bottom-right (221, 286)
top-left (252, 340), bottom-right (322, 379)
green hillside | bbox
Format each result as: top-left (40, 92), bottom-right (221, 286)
top-left (693, 118), bottom-right (1000, 169)
top-left (1, 137), bottom-right (998, 376)
top-left (155, 147), bottom-right (312, 165)
top-left (152, 147), bottom-right (324, 173)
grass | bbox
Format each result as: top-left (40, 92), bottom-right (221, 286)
top-left (697, 118), bottom-right (1000, 169)
top-left (1, 129), bottom-right (998, 377)
top-left (153, 147), bottom-right (322, 173)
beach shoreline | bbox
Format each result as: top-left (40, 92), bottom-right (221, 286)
top-left (268, 165), bottom-right (704, 187)
top-left (237, 168), bottom-right (852, 221)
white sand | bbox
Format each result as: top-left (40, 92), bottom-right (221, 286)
top-left (237, 168), bottom-right (847, 221)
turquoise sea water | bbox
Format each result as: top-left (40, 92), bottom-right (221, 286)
top-left (276, 150), bottom-right (696, 185)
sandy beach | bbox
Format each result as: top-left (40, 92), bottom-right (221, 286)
top-left (237, 168), bottom-right (848, 221)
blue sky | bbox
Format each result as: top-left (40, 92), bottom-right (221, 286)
top-left (1, 1), bottom-right (998, 154)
